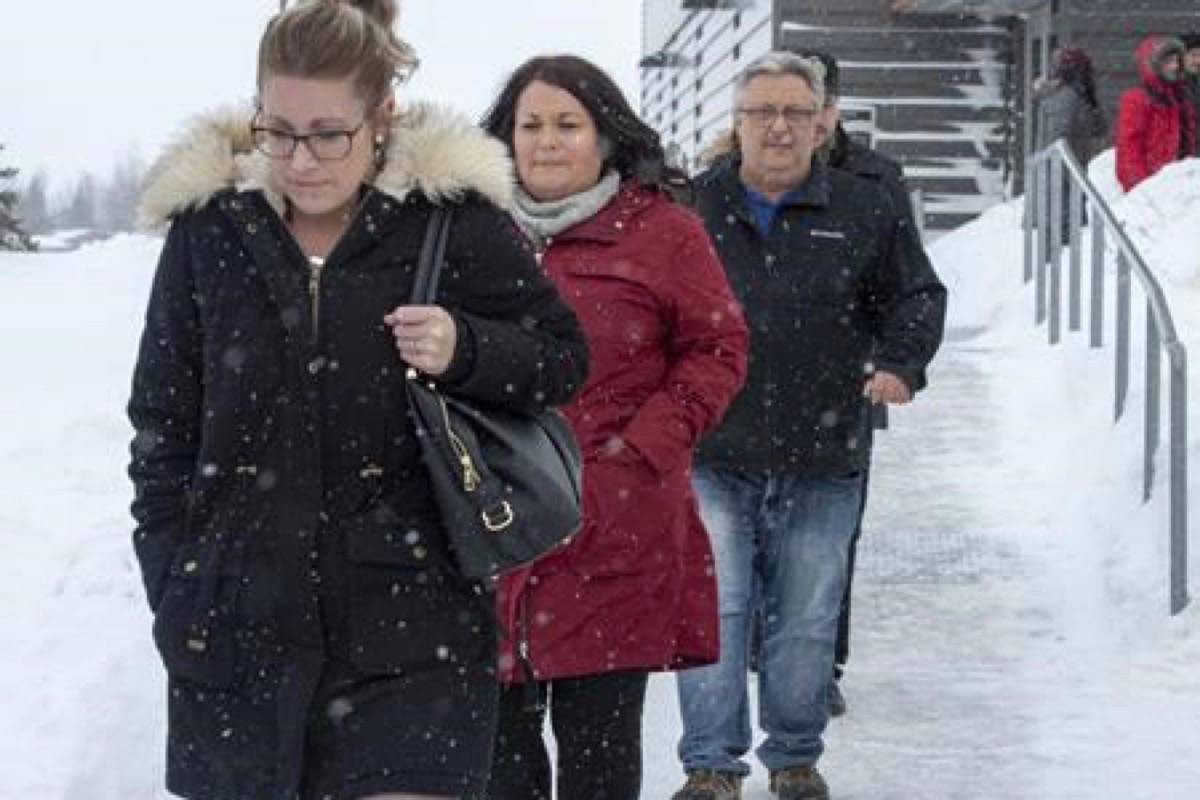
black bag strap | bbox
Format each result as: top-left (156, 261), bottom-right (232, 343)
top-left (411, 205), bottom-right (454, 305)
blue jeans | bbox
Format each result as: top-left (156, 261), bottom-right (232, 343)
top-left (676, 466), bottom-right (864, 775)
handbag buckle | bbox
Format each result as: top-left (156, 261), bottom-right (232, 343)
top-left (482, 501), bottom-right (515, 532)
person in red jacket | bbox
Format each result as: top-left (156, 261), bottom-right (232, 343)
top-left (481, 55), bottom-right (749, 800)
top-left (1117, 35), bottom-right (1197, 191)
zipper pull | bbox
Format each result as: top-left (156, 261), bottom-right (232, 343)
top-left (460, 454), bottom-right (481, 492)
top-left (517, 636), bottom-right (542, 711)
top-left (307, 255), bottom-right (325, 335)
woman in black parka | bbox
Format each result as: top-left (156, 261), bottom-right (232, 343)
top-left (127, 2), bottom-right (587, 799)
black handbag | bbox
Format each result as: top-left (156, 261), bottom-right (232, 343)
top-left (403, 206), bottom-right (583, 580)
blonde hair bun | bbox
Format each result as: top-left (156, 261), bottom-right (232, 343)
top-left (262, 0), bottom-right (418, 104)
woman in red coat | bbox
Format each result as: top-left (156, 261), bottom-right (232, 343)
top-left (481, 55), bottom-right (749, 800)
top-left (1117, 35), bottom-right (1197, 191)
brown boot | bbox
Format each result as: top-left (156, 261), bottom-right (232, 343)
top-left (671, 769), bottom-right (743, 800)
top-left (769, 765), bottom-right (830, 800)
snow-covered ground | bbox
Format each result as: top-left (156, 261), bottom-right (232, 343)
top-left (2, 156), bottom-right (1198, 798)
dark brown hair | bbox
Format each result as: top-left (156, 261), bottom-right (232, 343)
top-left (257, 0), bottom-right (418, 107)
top-left (481, 54), bottom-right (688, 192)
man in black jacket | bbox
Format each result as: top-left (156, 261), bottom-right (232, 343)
top-left (806, 49), bottom-right (917, 231)
top-left (672, 52), bottom-right (946, 800)
top-left (804, 48), bottom-right (919, 718)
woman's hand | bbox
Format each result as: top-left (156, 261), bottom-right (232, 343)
top-left (384, 305), bottom-right (458, 376)
top-left (863, 370), bottom-right (912, 405)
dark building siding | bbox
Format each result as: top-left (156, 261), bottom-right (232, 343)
top-left (1011, 1), bottom-right (1200, 192)
top-left (1056, 0), bottom-right (1200, 116)
top-left (775, 1), bottom-right (1016, 231)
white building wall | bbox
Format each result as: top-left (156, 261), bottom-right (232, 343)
top-left (640, 1), bottom-right (772, 173)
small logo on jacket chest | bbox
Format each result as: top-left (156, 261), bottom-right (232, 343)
top-left (809, 229), bottom-right (847, 240)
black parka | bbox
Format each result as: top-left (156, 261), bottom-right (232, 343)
top-left (827, 125), bottom-right (920, 429)
top-left (128, 104), bottom-right (588, 799)
top-left (827, 124), bottom-right (916, 231)
top-left (1188, 74), bottom-right (1200, 156)
top-left (692, 157), bottom-right (946, 475)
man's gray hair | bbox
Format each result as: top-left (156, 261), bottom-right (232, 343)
top-left (733, 51), bottom-right (827, 109)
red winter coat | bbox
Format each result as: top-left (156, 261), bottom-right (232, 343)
top-left (496, 181), bottom-right (749, 683)
top-left (1116, 36), bottom-right (1198, 191)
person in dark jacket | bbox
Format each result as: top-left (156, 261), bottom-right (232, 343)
top-left (1033, 47), bottom-right (1108, 165)
top-left (1032, 46), bottom-right (1109, 243)
top-left (127, 3), bottom-right (587, 799)
top-left (804, 50), bottom-right (916, 230)
top-left (1184, 32), bottom-right (1200, 155)
top-left (480, 55), bottom-right (749, 800)
top-left (798, 48), bottom-right (923, 719)
top-left (1117, 35), bottom-right (1197, 191)
top-left (672, 52), bottom-right (946, 800)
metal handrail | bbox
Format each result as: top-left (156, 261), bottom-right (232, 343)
top-left (1023, 139), bottom-right (1189, 615)
top-left (910, 186), bottom-right (927, 242)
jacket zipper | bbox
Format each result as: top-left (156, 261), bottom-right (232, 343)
top-left (760, 229), bottom-right (777, 468)
top-left (517, 591), bottom-right (543, 711)
top-left (296, 192), bottom-right (371, 342)
top-left (307, 255), bottom-right (325, 340)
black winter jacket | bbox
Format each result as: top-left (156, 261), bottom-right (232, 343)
top-left (827, 124), bottom-right (916, 231)
top-left (1189, 74), bottom-right (1200, 156)
top-left (128, 104), bottom-right (588, 799)
top-left (693, 157), bottom-right (946, 475)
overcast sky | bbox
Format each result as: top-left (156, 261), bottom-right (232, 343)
top-left (1, 0), bottom-right (643, 193)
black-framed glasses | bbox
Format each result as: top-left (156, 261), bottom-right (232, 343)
top-left (250, 116), bottom-right (368, 161)
top-left (737, 105), bottom-right (820, 128)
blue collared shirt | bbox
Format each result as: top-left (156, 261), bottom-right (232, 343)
top-left (741, 183), bottom-right (805, 236)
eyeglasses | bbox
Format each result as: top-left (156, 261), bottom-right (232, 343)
top-left (250, 116), bottom-right (368, 161)
top-left (737, 105), bottom-right (820, 127)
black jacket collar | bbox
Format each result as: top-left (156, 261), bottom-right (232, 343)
top-left (707, 155), bottom-right (833, 218)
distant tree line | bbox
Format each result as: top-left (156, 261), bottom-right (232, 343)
top-left (13, 149), bottom-right (146, 238)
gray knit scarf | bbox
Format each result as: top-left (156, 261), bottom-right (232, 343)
top-left (510, 171), bottom-right (622, 250)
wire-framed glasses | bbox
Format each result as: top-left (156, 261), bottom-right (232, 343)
top-left (250, 116), bottom-right (368, 161)
top-left (737, 105), bottom-right (820, 128)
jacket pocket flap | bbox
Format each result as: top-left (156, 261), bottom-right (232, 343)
top-left (342, 502), bottom-right (446, 568)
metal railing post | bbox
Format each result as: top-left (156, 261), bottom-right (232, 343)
top-left (1048, 158), bottom-right (1063, 344)
top-left (1069, 181), bottom-right (1083, 332)
top-left (1144, 309), bottom-right (1161, 501)
top-left (1023, 167), bottom-right (1035, 284)
top-left (909, 187), bottom-right (927, 243)
top-left (1090, 214), bottom-right (1105, 348)
top-left (1035, 159), bottom-right (1048, 324)
top-left (1169, 345), bottom-right (1190, 614)
top-left (1114, 250), bottom-right (1131, 421)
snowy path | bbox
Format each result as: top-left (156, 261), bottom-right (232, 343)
top-left (643, 323), bottom-right (1200, 799)
top-left (642, 331), bottom-right (1048, 800)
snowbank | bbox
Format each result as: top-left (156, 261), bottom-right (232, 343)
top-left (927, 156), bottom-right (1200, 796)
top-left (1110, 158), bottom-right (1200, 287)
top-left (931, 153), bottom-right (1200, 629)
